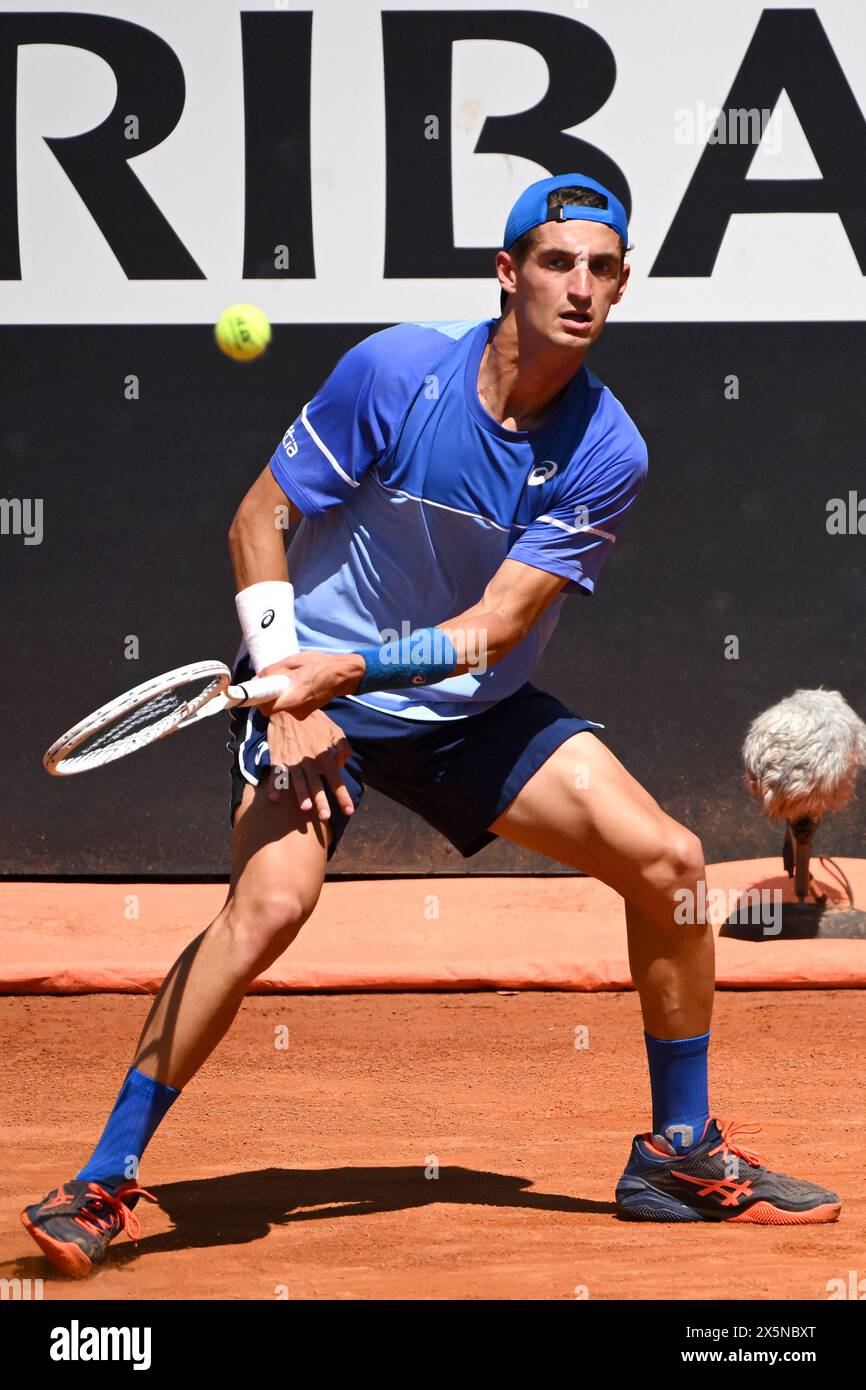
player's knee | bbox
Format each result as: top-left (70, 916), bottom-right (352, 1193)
top-left (632, 822), bottom-right (705, 903)
top-left (657, 827), bottom-right (705, 894)
top-left (221, 889), bottom-right (310, 971)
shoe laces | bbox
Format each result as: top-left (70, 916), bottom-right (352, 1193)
top-left (708, 1117), bottom-right (763, 1168)
top-left (74, 1181), bottom-right (157, 1243)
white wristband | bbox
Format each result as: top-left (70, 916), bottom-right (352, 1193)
top-left (235, 580), bottom-right (299, 673)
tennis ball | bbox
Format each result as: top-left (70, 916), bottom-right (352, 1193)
top-left (214, 303), bottom-right (272, 362)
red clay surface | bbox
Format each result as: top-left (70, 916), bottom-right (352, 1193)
top-left (3, 860), bottom-right (866, 994)
top-left (1, 989), bottom-right (863, 1300)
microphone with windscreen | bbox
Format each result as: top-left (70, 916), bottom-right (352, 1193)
top-left (737, 688), bottom-right (866, 938)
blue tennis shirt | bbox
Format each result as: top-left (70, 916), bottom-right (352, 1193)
top-left (267, 318), bottom-right (648, 721)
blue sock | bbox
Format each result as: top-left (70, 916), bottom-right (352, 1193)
top-left (644, 1031), bottom-right (710, 1154)
top-left (76, 1067), bottom-right (180, 1196)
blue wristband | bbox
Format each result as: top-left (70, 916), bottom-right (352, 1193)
top-left (354, 627), bottom-right (458, 694)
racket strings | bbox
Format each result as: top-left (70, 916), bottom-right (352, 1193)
top-left (67, 677), bottom-right (221, 765)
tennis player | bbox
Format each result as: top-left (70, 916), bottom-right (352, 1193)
top-left (22, 174), bottom-right (840, 1276)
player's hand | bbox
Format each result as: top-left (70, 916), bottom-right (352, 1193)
top-left (259, 650), bottom-right (367, 720)
top-left (264, 707), bottom-right (355, 820)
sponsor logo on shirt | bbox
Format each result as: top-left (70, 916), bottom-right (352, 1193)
top-left (282, 423), bottom-right (299, 458)
top-left (528, 460), bottom-right (558, 486)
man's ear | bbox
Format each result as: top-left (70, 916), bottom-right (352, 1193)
top-left (612, 261), bottom-right (631, 306)
top-left (495, 249), bottom-right (518, 301)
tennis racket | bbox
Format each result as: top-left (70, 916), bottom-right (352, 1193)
top-left (43, 660), bottom-right (289, 776)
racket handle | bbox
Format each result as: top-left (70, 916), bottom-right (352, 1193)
top-left (226, 675), bottom-right (291, 707)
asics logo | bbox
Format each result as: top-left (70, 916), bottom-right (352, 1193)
top-left (673, 1171), bottom-right (754, 1207)
top-left (261, 609), bottom-right (275, 628)
top-left (41, 1187), bottom-right (73, 1211)
top-left (528, 460), bottom-right (558, 486)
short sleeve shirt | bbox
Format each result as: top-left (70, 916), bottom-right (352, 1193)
top-left (266, 319), bottom-right (648, 720)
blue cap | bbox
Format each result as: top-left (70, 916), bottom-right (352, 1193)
top-left (503, 173), bottom-right (628, 251)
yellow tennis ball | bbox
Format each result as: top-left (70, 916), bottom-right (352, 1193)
top-left (214, 303), bottom-right (272, 361)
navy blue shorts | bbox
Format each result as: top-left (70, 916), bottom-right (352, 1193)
top-left (227, 665), bottom-right (605, 861)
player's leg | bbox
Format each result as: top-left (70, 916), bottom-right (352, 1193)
top-left (130, 780), bottom-right (330, 1089)
top-left (488, 729), bottom-right (713, 1042)
top-left (491, 728), bottom-right (712, 1155)
top-left (489, 730), bottom-right (840, 1222)
top-left (20, 784), bottom-right (331, 1276)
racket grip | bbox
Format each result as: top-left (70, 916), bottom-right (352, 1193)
top-left (226, 675), bottom-right (291, 707)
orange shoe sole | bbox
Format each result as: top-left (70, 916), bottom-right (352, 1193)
top-left (726, 1200), bottom-right (841, 1225)
top-left (20, 1210), bottom-right (93, 1278)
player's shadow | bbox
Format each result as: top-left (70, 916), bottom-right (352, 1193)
top-left (11, 1166), bottom-right (615, 1277)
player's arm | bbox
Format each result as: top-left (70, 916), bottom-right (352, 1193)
top-left (228, 462), bottom-right (302, 588)
top-left (264, 432), bottom-right (648, 718)
top-left (229, 463), bottom-right (356, 820)
top-left (232, 330), bottom-right (403, 809)
top-left (228, 463), bottom-right (365, 700)
top-left (437, 558), bottom-right (569, 668)
top-left (265, 558), bottom-right (569, 718)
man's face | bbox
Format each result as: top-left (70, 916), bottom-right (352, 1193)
top-left (500, 219), bottom-right (629, 348)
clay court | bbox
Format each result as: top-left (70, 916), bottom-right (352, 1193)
top-left (2, 870), bottom-right (864, 1301)
top-left (2, 992), bottom-right (863, 1301)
